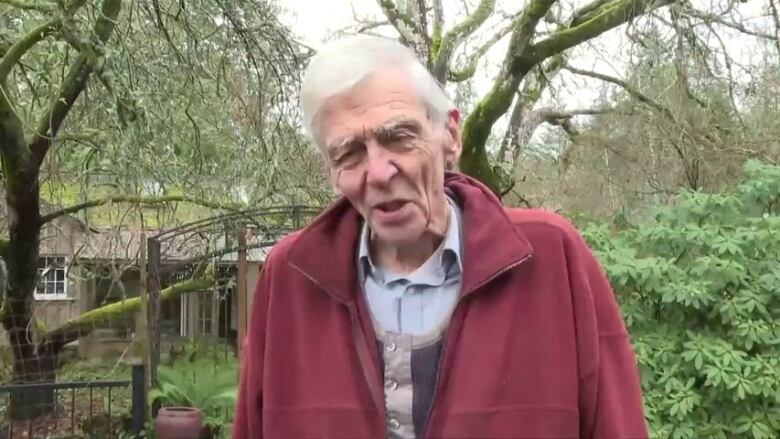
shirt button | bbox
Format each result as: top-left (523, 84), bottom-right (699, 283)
top-left (384, 379), bottom-right (398, 390)
top-left (388, 417), bottom-right (401, 430)
top-left (386, 342), bottom-right (397, 352)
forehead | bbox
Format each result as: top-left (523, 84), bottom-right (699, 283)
top-left (317, 69), bottom-right (430, 146)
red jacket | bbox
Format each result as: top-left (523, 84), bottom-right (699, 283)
top-left (233, 173), bottom-right (648, 438)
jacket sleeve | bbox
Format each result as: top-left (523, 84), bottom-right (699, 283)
top-left (232, 259), bottom-right (272, 439)
top-left (567, 228), bottom-right (648, 439)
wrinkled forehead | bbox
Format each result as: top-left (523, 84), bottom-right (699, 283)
top-left (315, 69), bottom-right (435, 147)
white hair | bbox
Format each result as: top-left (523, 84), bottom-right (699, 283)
top-left (299, 34), bottom-right (454, 147)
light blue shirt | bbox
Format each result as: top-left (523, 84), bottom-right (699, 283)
top-left (358, 197), bottom-right (463, 335)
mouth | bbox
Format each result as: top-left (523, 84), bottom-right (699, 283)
top-left (374, 200), bottom-right (409, 213)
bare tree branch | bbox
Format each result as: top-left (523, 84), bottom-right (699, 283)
top-left (685, 5), bottom-right (778, 41)
top-left (0, 19), bottom-right (59, 82)
top-left (698, 18), bottom-right (746, 128)
top-left (432, 0), bottom-right (495, 82)
top-left (499, 54), bottom-right (565, 163)
top-left (540, 107), bottom-right (614, 120)
top-left (564, 64), bottom-right (676, 122)
top-left (39, 194), bottom-right (245, 224)
top-left (29, 0), bottom-right (121, 169)
top-left (768, 0), bottom-right (780, 59)
top-left (355, 20), bottom-right (392, 33)
top-left (449, 19), bottom-right (514, 82)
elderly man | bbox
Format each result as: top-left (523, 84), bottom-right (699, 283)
top-left (233, 35), bottom-right (647, 439)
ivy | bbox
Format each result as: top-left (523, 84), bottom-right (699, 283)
top-left (580, 160), bottom-right (780, 437)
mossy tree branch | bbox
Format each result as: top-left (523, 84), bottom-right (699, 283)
top-left (459, 0), bottom-right (556, 193)
top-left (39, 195), bottom-right (246, 224)
top-left (431, 0), bottom-right (444, 55)
top-left (0, 85), bottom-right (28, 182)
top-left (459, 0), bottom-right (672, 194)
top-left (29, 0), bottom-right (121, 168)
top-left (0, 0), bottom-right (56, 12)
top-left (431, 0), bottom-right (494, 82)
top-left (0, 237), bottom-right (8, 260)
top-left (518, 0), bottom-right (674, 67)
top-left (0, 19), bottom-right (60, 82)
top-left (39, 275), bottom-right (214, 354)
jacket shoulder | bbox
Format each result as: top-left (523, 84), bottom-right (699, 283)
top-left (261, 230), bottom-right (303, 268)
top-left (503, 207), bottom-right (586, 244)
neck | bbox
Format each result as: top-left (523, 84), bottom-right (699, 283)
top-left (372, 231), bottom-right (443, 274)
top-left (371, 199), bottom-right (450, 274)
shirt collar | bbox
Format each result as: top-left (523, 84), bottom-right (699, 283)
top-left (358, 196), bottom-right (463, 286)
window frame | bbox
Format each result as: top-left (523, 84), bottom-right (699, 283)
top-left (34, 256), bottom-right (71, 301)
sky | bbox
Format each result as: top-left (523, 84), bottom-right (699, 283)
top-left (277, 0), bottom-right (773, 144)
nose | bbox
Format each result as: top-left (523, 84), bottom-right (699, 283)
top-left (365, 144), bottom-right (398, 185)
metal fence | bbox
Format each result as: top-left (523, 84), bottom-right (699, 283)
top-left (0, 364), bottom-right (145, 439)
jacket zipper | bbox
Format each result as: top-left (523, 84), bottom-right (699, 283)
top-left (421, 252), bottom-right (533, 439)
top-left (347, 302), bottom-right (385, 415)
top-left (289, 263), bottom-right (385, 427)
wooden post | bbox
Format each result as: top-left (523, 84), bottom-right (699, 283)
top-left (146, 237), bottom-right (161, 388)
top-left (237, 228), bottom-right (248, 361)
top-left (131, 362), bottom-right (146, 438)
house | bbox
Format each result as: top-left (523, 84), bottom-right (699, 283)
top-left (0, 180), bottom-right (314, 362)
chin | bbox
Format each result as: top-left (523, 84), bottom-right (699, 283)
top-left (370, 224), bottom-right (425, 247)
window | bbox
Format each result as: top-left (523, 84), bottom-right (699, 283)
top-left (141, 178), bottom-right (164, 196)
top-left (198, 293), bottom-right (214, 336)
top-left (35, 257), bottom-right (69, 300)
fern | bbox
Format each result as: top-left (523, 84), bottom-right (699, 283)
top-left (150, 358), bottom-right (239, 433)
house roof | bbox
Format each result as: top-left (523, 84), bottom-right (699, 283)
top-left (3, 176), bottom-right (319, 263)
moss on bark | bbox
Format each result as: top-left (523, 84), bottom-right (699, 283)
top-left (41, 276), bottom-right (214, 351)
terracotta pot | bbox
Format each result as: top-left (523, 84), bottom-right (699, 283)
top-left (155, 407), bottom-right (204, 439)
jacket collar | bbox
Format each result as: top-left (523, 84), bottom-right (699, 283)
top-left (286, 172), bottom-right (534, 304)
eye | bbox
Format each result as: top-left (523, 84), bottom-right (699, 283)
top-left (335, 147), bottom-right (364, 168)
top-left (384, 131), bottom-right (416, 149)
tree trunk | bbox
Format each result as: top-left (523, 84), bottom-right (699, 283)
top-left (3, 164), bottom-right (55, 420)
top-left (8, 351), bottom-right (57, 420)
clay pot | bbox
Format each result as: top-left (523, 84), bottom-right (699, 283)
top-left (154, 407), bottom-right (204, 439)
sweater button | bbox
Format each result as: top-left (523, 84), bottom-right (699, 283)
top-left (387, 417), bottom-right (401, 430)
top-left (384, 378), bottom-right (398, 390)
top-left (386, 342), bottom-right (397, 352)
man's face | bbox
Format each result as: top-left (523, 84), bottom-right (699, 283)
top-left (316, 68), bottom-right (462, 246)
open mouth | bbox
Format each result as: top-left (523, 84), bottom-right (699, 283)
top-left (375, 200), bottom-right (408, 213)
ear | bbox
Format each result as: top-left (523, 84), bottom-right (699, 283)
top-left (442, 108), bottom-right (462, 168)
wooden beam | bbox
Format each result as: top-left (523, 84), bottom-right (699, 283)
top-left (237, 229), bottom-right (248, 361)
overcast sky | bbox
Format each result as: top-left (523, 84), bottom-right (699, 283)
top-left (277, 0), bottom-right (772, 143)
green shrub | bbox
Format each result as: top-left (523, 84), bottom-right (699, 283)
top-left (581, 160), bottom-right (780, 439)
top-left (150, 357), bottom-right (238, 437)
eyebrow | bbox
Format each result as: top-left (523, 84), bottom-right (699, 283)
top-left (326, 117), bottom-right (423, 160)
top-left (326, 136), bottom-right (362, 162)
top-left (374, 117), bottom-right (423, 141)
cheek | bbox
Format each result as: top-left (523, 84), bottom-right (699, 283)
top-left (332, 169), bottom-right (368, 206)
